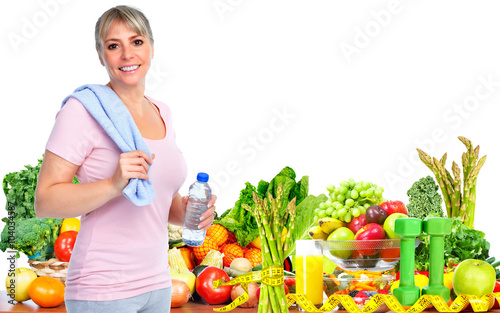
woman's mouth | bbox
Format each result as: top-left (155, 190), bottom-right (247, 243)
top-left (119, 65), bottom-right (140, 72)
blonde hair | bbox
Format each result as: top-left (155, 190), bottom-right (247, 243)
top-left (95, 5), bottom-right (154, 52)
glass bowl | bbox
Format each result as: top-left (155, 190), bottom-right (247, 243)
top-left (323, 271), bottom-right (394, 312)
top-left (322, 239), bottom-right (401, 271)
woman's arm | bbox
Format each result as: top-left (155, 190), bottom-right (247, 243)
top-left (35, 149), bottom-right (152, 218)
top-left (168, 193), bottom-right (217, 230)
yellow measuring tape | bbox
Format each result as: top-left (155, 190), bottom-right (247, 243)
top-left (212, 266), bottom-right (500, 313)
top-left (287, 292), bottom-right (500, 313)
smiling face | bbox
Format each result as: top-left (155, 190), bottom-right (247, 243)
top-left (98, 19), bottom-right (154, 89)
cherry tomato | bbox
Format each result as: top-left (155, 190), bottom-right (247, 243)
top-left (54, 231), bottom-right (78, 262)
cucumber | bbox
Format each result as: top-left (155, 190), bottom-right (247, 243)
top-left (485, 256), bottom-right (495, 264)
top-left (192, 265), bottom-right (209, 277)
top-left (168, 238), bottom-right (185, 248)
top-left (490, 261), bottom-right (500, 268)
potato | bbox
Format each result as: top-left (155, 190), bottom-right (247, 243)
top-left (230, 258), bottom-right (252, 273)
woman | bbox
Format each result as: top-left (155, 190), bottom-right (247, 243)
top-left (34, 5), bottom-right (216, 313)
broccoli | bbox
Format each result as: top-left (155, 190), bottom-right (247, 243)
top-left (406, 176), bottom-right (445, 220)
top-left (0, 217), bottom-right (62, 260)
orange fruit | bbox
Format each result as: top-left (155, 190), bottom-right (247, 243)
top-left (192, 236), bottom-right (219, 262)
top-left (28, 276), bottom-right (65, 308)
top-left (220, 243), bottom-right (244, 267)
top-left (206, 224), bottom-right (229, 246)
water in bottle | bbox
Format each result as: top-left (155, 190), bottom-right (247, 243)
top-left (182, 172), bottom-right (212, 247)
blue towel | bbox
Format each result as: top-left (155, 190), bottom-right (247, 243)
top-left (62, 84), bottom-right (156, 206)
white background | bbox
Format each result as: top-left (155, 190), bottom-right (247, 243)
top-left (1, 1), bottom-right (499, 274)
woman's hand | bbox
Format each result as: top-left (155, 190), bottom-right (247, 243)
top-left (110, 150), bottom-right (153, 195)
top-left (181, 195), bottom-right (217, 231)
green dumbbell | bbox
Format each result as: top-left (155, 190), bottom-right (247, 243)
top-left (393, 217), bottom-right (422, 306)
top-left (421, 217), bottom-right (452, 302)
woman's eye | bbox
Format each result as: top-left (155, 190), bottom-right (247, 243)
top-left (134, 39), bottom-right (143, 46)
top-left (107, 43), bottom-right (118, 50)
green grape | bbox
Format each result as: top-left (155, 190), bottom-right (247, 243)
top-left (352, 208), bottom-right (360, 217)
top-left (345, 199), bottom-right (355, 207)
top-left (335, 203), bottom-right (343, 210)
top-left (344, 190), bottom-right (352, 200)
top-left (351, 189), bottom-right (359, 199)
top-left (319, 202), bottom-right (327, 209)
top-left (326, 184), bottom-right (335, 192)
top-left (340, 181), bottom-right (350, 188)
top-left (326, 207), bottom-right (334, 216)
top-left (329, 192), bottom-right (335, 200)
top-left (374, 189), bottom-right (383, 197)
top-left (366, 188), bottom-right (374, 197)
top-left (325, 200), bottom-right (333, 207)
top-left (364, 203), bottom-right (371, 209)
top-left (314, 208), bottom-right (321, 214)
top-left (318, 210), bottom-right (327, 218)
top-left (354, 184), bottom-right (363, 192)
top-left (362, 182), bottom-right (371, 190)
top-left (337, 208), bottom-right (347, 217)
top-left (332, 201), bottom-right (341, 208)
top-left (332, 210), bottom-right (338, 218)
top-left (348, 178), bottom-right (356, 187)
top-left (359, 190), bottom-right (366, 197)
top-left (360, 206), bottom-right (367, 214)
top-left (336, 194), bottom-right (345, 202)
top-left (337, 186), bottom-right (347, 195)
top-left (344, 212), bottom-right (352, 223)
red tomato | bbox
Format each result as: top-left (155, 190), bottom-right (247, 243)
top-left (196, 266), bottom-right (232, 305)
top-left (379, 200), bottom-right (408, 216)
top-left (284, 277), bottom-right (296, 287)
top-left (494, 281), bottom-right (500, 293)
top-left (54, 231), bottom-right (78, 262)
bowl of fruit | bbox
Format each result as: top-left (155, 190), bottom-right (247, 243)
top-left (323, 269), bottom-right (394, 312)
top-left (315, 200), bottom-right (408, 270)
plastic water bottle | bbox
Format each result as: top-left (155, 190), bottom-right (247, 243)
top-left (182, 172), bottom-right (212, 247)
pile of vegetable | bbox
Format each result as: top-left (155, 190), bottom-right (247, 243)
top-left (215, 166), bottom-right (311, 247)
top-left (417, 136), bottom-right (486, 229)
top-left (0, 158), bottom-right (64, 261)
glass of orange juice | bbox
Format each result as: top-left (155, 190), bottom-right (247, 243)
top-left (295, 240), bottom-right (324, 308)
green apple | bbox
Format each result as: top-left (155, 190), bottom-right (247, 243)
top-left (171, 269), bottom-right (196, 295)
top-left (5, 267), bottom-right (38, 302)
top-left (383, 213), bottom-right (407, 239)
top-left (327, 227), bottom-right (355, 259)
top-left (453, 259), bottom-right (496, 297)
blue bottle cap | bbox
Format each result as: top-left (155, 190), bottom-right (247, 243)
top-left (197, 172), bottom-right (209, 182)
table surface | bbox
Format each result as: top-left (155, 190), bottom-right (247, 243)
top-left (1, 293), bottom-right (499, 313)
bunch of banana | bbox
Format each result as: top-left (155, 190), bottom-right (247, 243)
top-left (308, 217), bottom-right (346, 240)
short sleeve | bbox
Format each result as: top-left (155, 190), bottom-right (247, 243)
top-left (45, 97), bottom-right (103, 166)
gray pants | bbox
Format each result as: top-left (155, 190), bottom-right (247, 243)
top-left (65, 287), bottom-right (171, 313)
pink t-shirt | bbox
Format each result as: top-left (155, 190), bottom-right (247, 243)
top-left (45, 96), bottom-right (187, 301)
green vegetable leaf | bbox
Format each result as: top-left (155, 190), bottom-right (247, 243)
top-left (285, 193), bottom-right (327, 259)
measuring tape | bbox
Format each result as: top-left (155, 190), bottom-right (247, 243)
top-left (212, 265), bottom-right (284, 312)
top-left (287, 292), bottom-right (500, 313)
top-left (212, 265), bottom-right (500, 313)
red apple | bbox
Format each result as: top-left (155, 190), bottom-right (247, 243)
top-left (379, 200), bottom-right (408, 216)
top-left (348, 214), bottom-right (368, 234)
top-left (354, 223), bottom-right (386, 256)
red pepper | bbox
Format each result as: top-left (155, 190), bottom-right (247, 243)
top-left (396, 270), bottom-right (429, 280)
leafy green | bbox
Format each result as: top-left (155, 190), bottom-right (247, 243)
top-left (1, 156), bottom-right (76, 260)
top-left (285, 193), bottom-right (327, 258)
top-left (414, 217), bottom-right (490, 271)
top-left (407, 176), bottom-right (445, 220)
top-left (215, 166), bottom-right (311, 248)
top-left (214, 182), bottom-right (260, 247)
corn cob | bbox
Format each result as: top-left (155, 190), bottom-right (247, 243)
top-left (168, 247), bottom-right (189, 273)
top-left (200, 249), bottom-right (224, 269)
